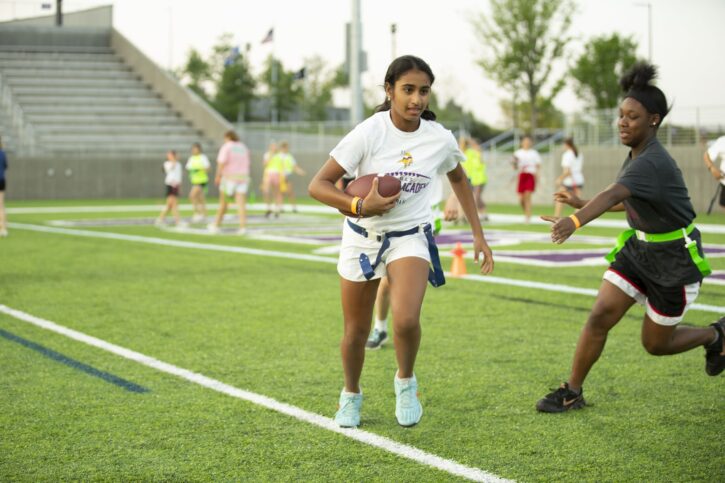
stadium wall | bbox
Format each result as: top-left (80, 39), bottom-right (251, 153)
top-left (6, 146), bottom-right (717, 214)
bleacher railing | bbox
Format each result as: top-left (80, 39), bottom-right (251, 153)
top-left (0, 71), bottom-right (37, 155)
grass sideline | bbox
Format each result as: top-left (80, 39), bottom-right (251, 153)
top-left (1, 199), bottom-right (723, 482)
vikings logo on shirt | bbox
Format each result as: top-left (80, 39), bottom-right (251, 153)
top-left (399, 151), bottom-right (413, 168)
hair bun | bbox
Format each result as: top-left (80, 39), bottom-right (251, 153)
top-left (620, 62), bottom-right (657, 92)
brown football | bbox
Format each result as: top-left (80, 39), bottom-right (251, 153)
top-left (339, 173), bottom-right (401, 217)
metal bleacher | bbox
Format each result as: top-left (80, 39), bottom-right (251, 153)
top-left (0, 28), bottom-right (211, 157)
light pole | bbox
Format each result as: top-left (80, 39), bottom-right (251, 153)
top-left (349, 0), bottom-right (363, 125)
top-left (634, 2), bottom-right (652, 61)
top-left (390, 23), bottom-right (397, 61)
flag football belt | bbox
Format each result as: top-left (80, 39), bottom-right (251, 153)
top-left (346, 219), bottom-right (446, 287)
top-left (605, 223), bottom-right (711, 276)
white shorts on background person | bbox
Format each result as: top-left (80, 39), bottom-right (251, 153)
top-left (220, 178), bottom-right (248, 197)
top-left (337, 220), bottom-right (431, 282)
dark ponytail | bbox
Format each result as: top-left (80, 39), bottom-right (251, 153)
top-left (374, 55), bottom-right (437, 121)
top-left (620, 62), bottom-right (670, 125)
top-left (564, 137), bottom-right (578, 157)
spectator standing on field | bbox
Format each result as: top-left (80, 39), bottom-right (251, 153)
top-left (209, 130), bottom-right (251, 235)
top-left (186, 142), bottom-right (211, 223)
top-left (512, 135), bottom-right (541, 223)
top-left (554, 137), bottom-right (585, 217)
top-left (156, 150), bottom-right (182, 227)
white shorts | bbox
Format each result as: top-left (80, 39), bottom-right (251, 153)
top-left (221, 178), bottom-right (248, 197)
top-left (337, 221), bottom-right (431, 282)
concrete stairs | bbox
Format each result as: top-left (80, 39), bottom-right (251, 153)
top-left (0, 38), bottom-right (213, 156)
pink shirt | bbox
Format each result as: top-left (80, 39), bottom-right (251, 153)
top-left (216, 141), bottom-right (250, 178)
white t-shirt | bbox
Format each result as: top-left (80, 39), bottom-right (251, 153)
top-left (707, 136), bottom-right (725, 186)
top-left (163, 160), bottom-right (182, 186)
top-left (513, 148), bottom-right (541, 174)
top-left (330, 111), bottom-right (463, 232)
top-left (561, 149), bottom-right (584, 187)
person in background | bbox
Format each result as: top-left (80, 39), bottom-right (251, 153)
top-left (460, 137), bottom-right (488, 221)
top-left (278, 141), bottom-right (306, 213)
top-left (512, 135), bottom-right (541, 223)
top-left (156, 150), bottom-right (182, 227)
top-left (0, 136), bottom-right (8, 238)
top-left (186, 142), bottom-right (211, 223)
top-left (209, 130), bottom-right (251, 235)
top-left (554, 137), bottom-right (584, 217)
top-left (261, 141), bottom-right (278, 217)
top-left (703, 134), bottom-right (725, 212)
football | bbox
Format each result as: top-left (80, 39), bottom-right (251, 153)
top-left (340, 173), bottom-right (401, 217)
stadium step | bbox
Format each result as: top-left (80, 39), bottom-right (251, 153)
top-left (15, 96), bottom-right (168, 106)
top-left (35, 125), bottom-right (201, 136)
top-left (12, 85), bottom-right (157, 98)
top-left (25, 113), bottom-right (188, 126)
top-left (1, 68), bottom-right (137, 80)
top-left (22, 105), bottom-right (174, 115)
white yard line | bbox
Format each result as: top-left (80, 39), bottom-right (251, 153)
top-left (0, 304), bottom-right (510, 483)
top-left (7, 204), bottom-right (725, 234)
top-left (8, 222), bottom-right (725, 315)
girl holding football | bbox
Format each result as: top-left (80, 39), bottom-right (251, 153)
top-left (309, 55), bottom-right (494, 428)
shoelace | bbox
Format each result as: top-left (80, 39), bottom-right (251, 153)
top-left (338, 396), bottom-right (359, 416)
top-left (397, 384), bottom-right (418, 408)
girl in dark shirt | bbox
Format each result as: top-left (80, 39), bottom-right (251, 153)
top-left (536, 63), bottom-right (724, 412)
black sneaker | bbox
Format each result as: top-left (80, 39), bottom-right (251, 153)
top-left (365, 329), bottom-right (388, 350)
top-left (536, 382), bottom-right (585, 413)
top-left (705, 317), bottom-right (725, 376)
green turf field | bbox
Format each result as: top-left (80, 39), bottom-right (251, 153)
top-left (1, 200), bottom-right (723, 482)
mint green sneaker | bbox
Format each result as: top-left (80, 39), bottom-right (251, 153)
top-left (394, 374), bottom-right (422, 427)
top-left (335, 390), bottom-right (362, 428)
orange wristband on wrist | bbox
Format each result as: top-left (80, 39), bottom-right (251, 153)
top-left (350, 196), bottom-right (361, 215)
top-left (569, 214), bottom-right (582, 229)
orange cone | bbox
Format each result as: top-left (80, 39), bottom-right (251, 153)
top-left (450, 242), bottom-right (467, 277)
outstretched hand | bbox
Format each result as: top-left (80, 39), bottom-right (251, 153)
top-left (361, 177), bottom-right (400, 216)
top-left (553, 189), bottom-right (582, 208)
top-left (541, 215), bottom-right (576, 245)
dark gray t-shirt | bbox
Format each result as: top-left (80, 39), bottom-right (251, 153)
top-left (614, 138), bottom-right (703, 286)
top-left (616, 138), bottom-right (695, 233)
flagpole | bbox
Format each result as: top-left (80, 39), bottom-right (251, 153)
top-left (271, 27), bottom-right (278, 124)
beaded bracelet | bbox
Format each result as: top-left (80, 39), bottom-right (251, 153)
top-left (350, 196), bottom-right (361, 215)
top-left (356, 198), bottom-right (364, 217)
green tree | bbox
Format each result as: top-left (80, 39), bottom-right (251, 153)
top-left (213, 58), bottom-right (256, 122)
top-left (178, 48), bottom-right (211, 100)
top-left (471, 0), bottom-right (574, 133)
top-left (298, 56), bottom-right (336, 121)
top-left (260, 56), bottom-right (303, 122)
top-left (499, 96), bottom-right (564, 131)
top-left (570, 33), bottom-right (639, 110)
top-left (429, 96), bottom-right (498, 141)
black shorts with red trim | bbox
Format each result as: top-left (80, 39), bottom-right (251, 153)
top-left (604, 256), bottom-right (700, 326)
top-left (165, 185), bottom-right (180, 197)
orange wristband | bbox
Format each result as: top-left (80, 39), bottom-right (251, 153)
top-left (350, 196), bottom-right (361, 215)
top-left (569, 214), bottom-right (581, 229)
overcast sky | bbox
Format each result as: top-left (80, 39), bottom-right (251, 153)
top-left (2, 0), bottom-right (724, 128)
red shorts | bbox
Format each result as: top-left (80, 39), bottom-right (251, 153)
top-left (517, 173), bottom-right (535, 193)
